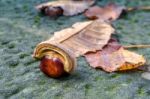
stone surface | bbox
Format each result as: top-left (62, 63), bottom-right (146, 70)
top-left (0, 0), bottom-right (150, 99)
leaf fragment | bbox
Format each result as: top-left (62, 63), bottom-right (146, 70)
top-left (85, 39), bottom-right (146, 72)
top-left (84, 3), bottom-right (125, 21)
top-left (36, 0), bottom-right (95, 17)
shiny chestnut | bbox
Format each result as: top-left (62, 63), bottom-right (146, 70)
top-left (40, 56), bottom-right (67, 78)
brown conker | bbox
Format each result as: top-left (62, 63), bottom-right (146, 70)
top-left (40, 56), bottom-right (66, 78)
top-left (41, 6), bottom-right (63, 17)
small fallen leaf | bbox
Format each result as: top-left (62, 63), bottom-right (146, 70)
top-left (36, 0), bottom-right (95, 17)
top-left (85, 39), bottom-right (146, 72)
top-left (84, 3), bottom-right (125, 21)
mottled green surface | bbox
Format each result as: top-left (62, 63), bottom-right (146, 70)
top-left (0, 0), bottom-right (150, 99)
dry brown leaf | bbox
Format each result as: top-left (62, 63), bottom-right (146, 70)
top-left (34, 20), bottom-right (115, 58)
top-left (85, 39), bottom-right (146, 72)
top-left (36, 0), bottom-right (95, 16)
top-left (49, 20), bottom-right (114, 57)
top-left (84, 3), bottom-right (125, 21)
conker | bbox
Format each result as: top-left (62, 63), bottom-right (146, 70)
top-left (41, 6), bottom-right (63, 17)
top-left (40, 56), bottom-right (67, 78)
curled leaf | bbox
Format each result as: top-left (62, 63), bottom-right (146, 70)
top-left (33, 20), bottom-right (114, 74)
top-left (85, 3), bottom-right (125, 21)
top-left (36, 0), bottom-right (95, 17)
top-left (85, 39), bottom-right (146, 72)
top-left (34, 20), bottom-right (115, 58)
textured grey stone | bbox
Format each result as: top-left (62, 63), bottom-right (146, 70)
top-left (0, 0), bottom-right (150, 99)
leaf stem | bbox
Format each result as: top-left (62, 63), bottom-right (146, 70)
top-left (127, 6), bottom-right (150, 11)
top-left (124, 45), bottom-right (150, 49)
